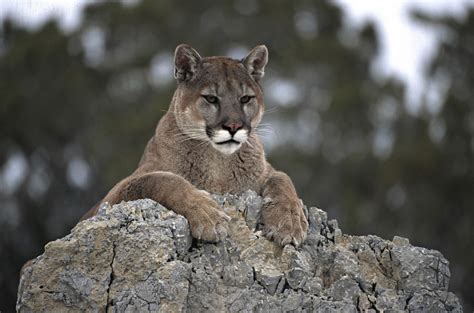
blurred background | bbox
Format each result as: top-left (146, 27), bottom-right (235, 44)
top-left (1, 0), bottom-right (473, 311)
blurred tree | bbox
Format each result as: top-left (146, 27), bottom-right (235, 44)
top-left (380, 9), bottom-right (474, 309)
top-left (0, 0), bottom-right (472, 311)
top-left (0, 20), bottom-right (106, 310)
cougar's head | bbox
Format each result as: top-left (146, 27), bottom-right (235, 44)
top-left (172, 44), bottom-right (268, 155)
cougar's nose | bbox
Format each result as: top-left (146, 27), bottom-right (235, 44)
top-left (222, 122), bottom-right (243, 136)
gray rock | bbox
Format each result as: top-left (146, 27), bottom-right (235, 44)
top-left (393, 235), bottom-right (410, 247)
top-left (17, 191), bottom-right (463, 312)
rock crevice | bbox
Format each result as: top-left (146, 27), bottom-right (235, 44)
top-left (105, 241), bottom-right (116, 310)
top-left (17, 191), bottom-right (462, 312)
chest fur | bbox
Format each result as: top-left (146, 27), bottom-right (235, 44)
top-left (176, 146), bottom-right (264, 194)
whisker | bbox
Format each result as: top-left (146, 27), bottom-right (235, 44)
top-left (255, 129), bottom-right (273, 134)
top-left (178, 125), bottom-right (206, 128)
top-left (254, 134), bottom-right (268, 140)
top-left (246, 139), bottom-right (255, 149)
top-left (264, 107), bottom-right (284, 115)
top-left (255, 132), bottom-right (272, 138)
top-left (255, 126), bottom-right (274, 132)
top-left (196, 140), bottom-right (211, 149)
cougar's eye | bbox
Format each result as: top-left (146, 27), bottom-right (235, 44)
top-left (203, 95), bottom-right (218, 104)
top-left (240, 95), bottom-right (252, 104)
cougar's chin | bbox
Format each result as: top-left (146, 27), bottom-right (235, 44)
top-left (211, 141), bottom-right (242, 155)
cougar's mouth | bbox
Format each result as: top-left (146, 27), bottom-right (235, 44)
top-left (207, 128), bottom-right (249, 155)
top-left (215, 139), bottom-right (240, 145)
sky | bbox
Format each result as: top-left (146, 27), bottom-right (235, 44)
top-left (0, 0), bottom-right (473, 113)
top-left (335, 0), bottom-right (474, 113)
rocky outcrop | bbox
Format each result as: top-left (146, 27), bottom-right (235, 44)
top-left (17, 191), bottom-right (462, 312)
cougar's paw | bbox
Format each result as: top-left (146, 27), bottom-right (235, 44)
top-left (261, 199), bottom-right (308, 247)
top-left (186, 192), bottom-right (231, 242)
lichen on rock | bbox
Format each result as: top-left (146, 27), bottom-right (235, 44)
top-left (17, 190), bottom-right (462, 312)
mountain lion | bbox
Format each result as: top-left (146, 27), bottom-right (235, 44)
top-left (82, 44), bottom-right (308, 247)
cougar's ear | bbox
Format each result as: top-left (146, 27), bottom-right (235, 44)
top-left (174, 44), bottom-right (202, 82)
top-left (242, 45), bottom-right (268, 81)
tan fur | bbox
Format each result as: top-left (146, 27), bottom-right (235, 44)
top-left (81, 45), bottom-right (308, 246)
